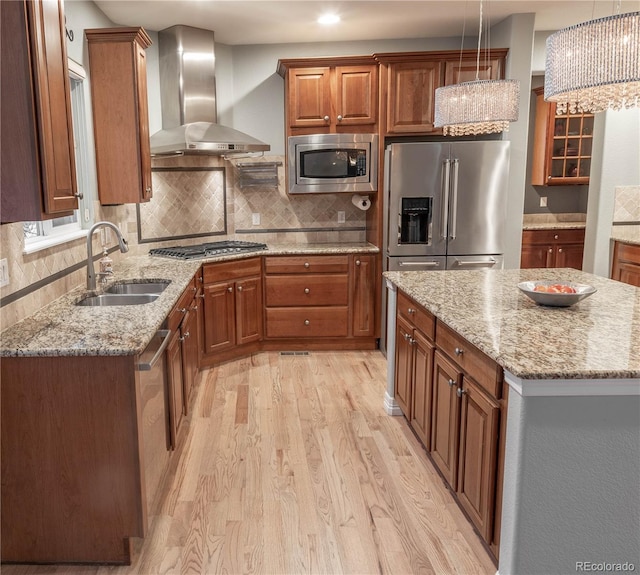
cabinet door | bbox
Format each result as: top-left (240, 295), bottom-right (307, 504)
top-left (394, 315), bottom-right (413, 418)
top-left (203, 281), bottom-right (236, 354)
top-left (457, 377), bottom-right (500, 542)
top-left (430, 350), bottom-right (461, 489)
top-left (555, 243), bottom-right (584, 270)
top-left (236, 276), bottom-right (263, 345)
top-left (443, 56), bottom-right (503, 85)
top-left (1, 0), bottom-right (78, 222)
top-left (288, 67), bottom-right (332, 129)
top-left (166, 329), bottom-right (185, 449)
top-left (180, 308), bottom-right (199, 411)
top-left (335, 65), bottom-right (377, 127)
top-left (135, 41), bottom-right (152, 201)
top-left (386, 61), bottom-right (442, 133)
top-left (520, 244), bottom-right (554, 269)
top-left (410, 329), bottom-right (434, 449)
top-left (351, 254), bottom-right (375, 337)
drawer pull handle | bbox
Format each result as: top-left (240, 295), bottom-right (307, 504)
top-left (179, 331), bottom-right (190, 341)
top-left (448, 378), bottom-right (456, 387)
top-left (304, 288), bottom-right (310, 294)
top-left (456, 387), bottom-right (466, 398)
top-left (304, 319), bottom-right (310, 326)
top-left (355, 260), bottom-right (361, 266)
top-left (454, 347), bottom-right (464, 356)
top-left (304, 262), bottom-right (310, 268)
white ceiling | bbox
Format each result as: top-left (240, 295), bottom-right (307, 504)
top-left (92, 0), bottom-right (640, 45)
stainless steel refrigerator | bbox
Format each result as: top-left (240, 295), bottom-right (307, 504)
top-left (381, 140), bottom-right (510, 352)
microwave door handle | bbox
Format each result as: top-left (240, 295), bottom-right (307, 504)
top-left (441, 158), bottom-right (451, 240)
top-left (450, 159), bottom-right (459, 240)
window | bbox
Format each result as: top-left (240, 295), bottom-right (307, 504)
top-left (23, 58), bottom-right (93, 253)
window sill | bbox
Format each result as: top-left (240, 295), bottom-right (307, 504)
top-left (23, 229), bottom-right (88, 255)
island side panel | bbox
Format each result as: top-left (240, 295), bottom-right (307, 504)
top-left (1, 355), bottom-right (144, 564)
top-left (499, 386), bottom-right (640, 575)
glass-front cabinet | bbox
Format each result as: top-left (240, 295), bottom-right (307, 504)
top-left (531, 86), bottom-right (594, 186)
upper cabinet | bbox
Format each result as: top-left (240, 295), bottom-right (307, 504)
top-left (531, 86), bottom-right (594, 186)
top-left (277, 57), bottom-right (378, 137)
top-left (376, 49), bottom-right (507, 136)
top-left (86, 27), bottom-right (153, 205)
top-left (1, 0), bottom-right (78, 223)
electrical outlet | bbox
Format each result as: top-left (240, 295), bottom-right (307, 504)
top-left (252, 213), bottom-right (261, 226)
top-left (337, 211), bottom-right (346, 223)
top-left (540, 196), bottom-right (548, 207)
top-left (0, 258), bottom-right (9, 287)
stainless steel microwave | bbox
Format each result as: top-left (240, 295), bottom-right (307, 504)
top-left (287, 133), bottom-right (378, 194)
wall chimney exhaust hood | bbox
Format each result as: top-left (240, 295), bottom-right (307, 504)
top-left (150, 25), bottom-right (270, 156)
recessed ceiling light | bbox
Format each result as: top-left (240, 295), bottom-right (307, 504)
top-left (318, 13), bottom-right (340, 25)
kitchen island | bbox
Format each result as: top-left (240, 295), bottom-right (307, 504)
top-left (384, 268), bottom-right (640, 575)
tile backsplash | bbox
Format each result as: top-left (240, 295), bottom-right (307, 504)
top-left (0, 154), bottom-right (367, 329)
top-left (613, 186), bottom-right (640, 223)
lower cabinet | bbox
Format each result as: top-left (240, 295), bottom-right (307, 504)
top-left (394, 289), bottom-right (506, 561)
top-left (521, 228), bottom-right (585, 269)
top-left (202, 257), bottom-right (263, 356)
top-left (611, 240), bottom-right (640, 287)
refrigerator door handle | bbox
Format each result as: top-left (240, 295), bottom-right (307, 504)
top-left (450, 159), bottom-right (459, 240)
top-left (441, 158), bottom-right (451, 239)
top-left (399, 260), bottom-right (442, 268)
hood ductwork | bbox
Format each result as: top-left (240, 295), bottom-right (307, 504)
top-left (150, 25), bottom-right (270, 156)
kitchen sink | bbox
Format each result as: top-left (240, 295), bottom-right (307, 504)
top-left (76, 293), bottom-right (160, 306)
top-left (105, 280), bottom-right (170, 295)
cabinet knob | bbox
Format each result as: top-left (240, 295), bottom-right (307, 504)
top-left (145, 187), bottom-right (152, 196)
top-left (74, 191), bottom-right (84, 199)
top-left (407, 307), bottom-right (415, 315)
top-left (304, 319), bottom-right (310, 326)
top-left (404, 332), bottom-right (411, 341)
top-left (548, 248), bottom-right (553, 253)
top-left (192, 287), bottom-right (197, 293)
top-left (197, 293), bottom-right (205, 299)
top-left (323, 115), bottom-right (330, 122)
top-left (448, 378), bottom-right (456, 387)
top-left (558, 248), bottom-right (563, 253)
top-left (456, 387), bottom-right (466, 398)
top-left (237, 285), bottom-right (243, 292)
top-left (198, 276), bottom-right (204, 283)
top-left (227, 286), bottom-right (233, 292)
top-left (554, 234), bottom-right (559, 240)
top-left (179, 331), bottom-right (190, 341)
top-left (337, 115), bottom-right (343, 122)
top-left (179, 307), bottom-right (187, 314)
top-left (304, 288), bottom-right (310, 294)
top-left (454, 347), bottom-right (464, 356)
top-left (355, 260), bottom-right (361, 266)
top-left (304, 262), bottom-right (310, 268)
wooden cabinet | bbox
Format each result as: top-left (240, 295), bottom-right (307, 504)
top-left (86, 27), bottom-right (153, 205)
top-left (351, 254), bottom-right (376, 337)
top-left (376, 49), bottom-right (507, 135)
top-left (531, 86), bottom-right (594, 185)
top-left (521, 228), bottom-right (585, 270)
top-left (277, 57), bottom-right (378, 136)
top-left (202, 258), bottom-right (263, 355)
top-left (1, 0), bottom-right (78, 223)
top-left (394, 291), bottom-right (436, 448)
top-left (165, 327), bottom-right (185, 448)
top-left (611, 241), bottom-right (640, 287)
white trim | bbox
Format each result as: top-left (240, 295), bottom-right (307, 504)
top-left (505, 370), bottom-right (640, 397)
top-left (23, 229), bottom-right (88, 255)
top-left (67, 58), bottom-right (86, 80)
top-left (384, 391), bottom-right (403, 416)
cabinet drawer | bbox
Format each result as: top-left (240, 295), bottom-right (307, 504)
top-left (522, 228), bottom-right (585, 245)
top-left (264, 255), bottom-right (349, 274)
top-left (397, 291), bottom-right (436, 341)
top-left (265, 274), bottom-right (348, 306)
top-left (203, 257), bottom-right (262, 284)
top-left (436, 321), bottom-right (502, 399)
top-left (266, 307), bottom-right (348, 338)
top-left (615, 241), bottom-right (640, 264)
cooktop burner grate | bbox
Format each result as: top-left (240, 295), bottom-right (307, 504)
top-left (149, 240), bottom-right (267, 260)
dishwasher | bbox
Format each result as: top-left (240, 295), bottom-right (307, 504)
top-left (136, 328), bottom-right (172, 520)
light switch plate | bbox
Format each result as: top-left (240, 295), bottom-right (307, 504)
top-left (338, 211), bottom-right (346, 223)
top-left (0, 258), bottom-right (9, 287)
top-left (540, 196), bottom-right (548, 207)
top-left (252, 213), bottom-right (261, 226)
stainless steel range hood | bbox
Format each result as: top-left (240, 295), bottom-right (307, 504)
top-left (150, 25), bottom-right (270, 156)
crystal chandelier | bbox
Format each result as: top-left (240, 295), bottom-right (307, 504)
top-left (434, 0), bottom-right (520, 136)
top-left (544, 10), bottom-right (640, 114)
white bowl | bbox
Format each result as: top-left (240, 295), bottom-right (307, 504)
top-left (518, 280), bottom-right (596, 307)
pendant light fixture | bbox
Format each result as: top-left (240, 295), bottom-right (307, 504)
top-left (544, 5), bottom-right (640, 114)
top-left (434, 0), bottom-right (520, 136)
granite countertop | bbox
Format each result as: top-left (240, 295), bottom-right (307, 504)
top-left (384, 268), bottom-right (640, 381)
top-left (522, 213), bottom-right (587, 231)
top-left (522, 222), bottom-right (587, 230)
top-left (611, 225), bottom-right (640, 246)
top-left (0, 242), bottom-right (378, 358)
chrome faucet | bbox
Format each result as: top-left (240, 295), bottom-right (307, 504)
top-left (86, 221), bottom-right (129, 290)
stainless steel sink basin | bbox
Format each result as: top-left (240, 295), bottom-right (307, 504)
top-left (76, 293), bottom-right (160, 306)
top-left (105, 281), bottom-right (170, 295)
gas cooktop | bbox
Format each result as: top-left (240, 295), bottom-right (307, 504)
top-left (149, 240), bottom-right (267, 260)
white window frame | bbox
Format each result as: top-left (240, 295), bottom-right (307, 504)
top-left (23, 58), bottom-right (93, 255)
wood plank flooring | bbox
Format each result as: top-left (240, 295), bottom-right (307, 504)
top-left (2, 351), bottom-right (496, 575)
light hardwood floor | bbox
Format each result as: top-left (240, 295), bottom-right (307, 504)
top-left (3, 351), bottom-right (496, 575)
